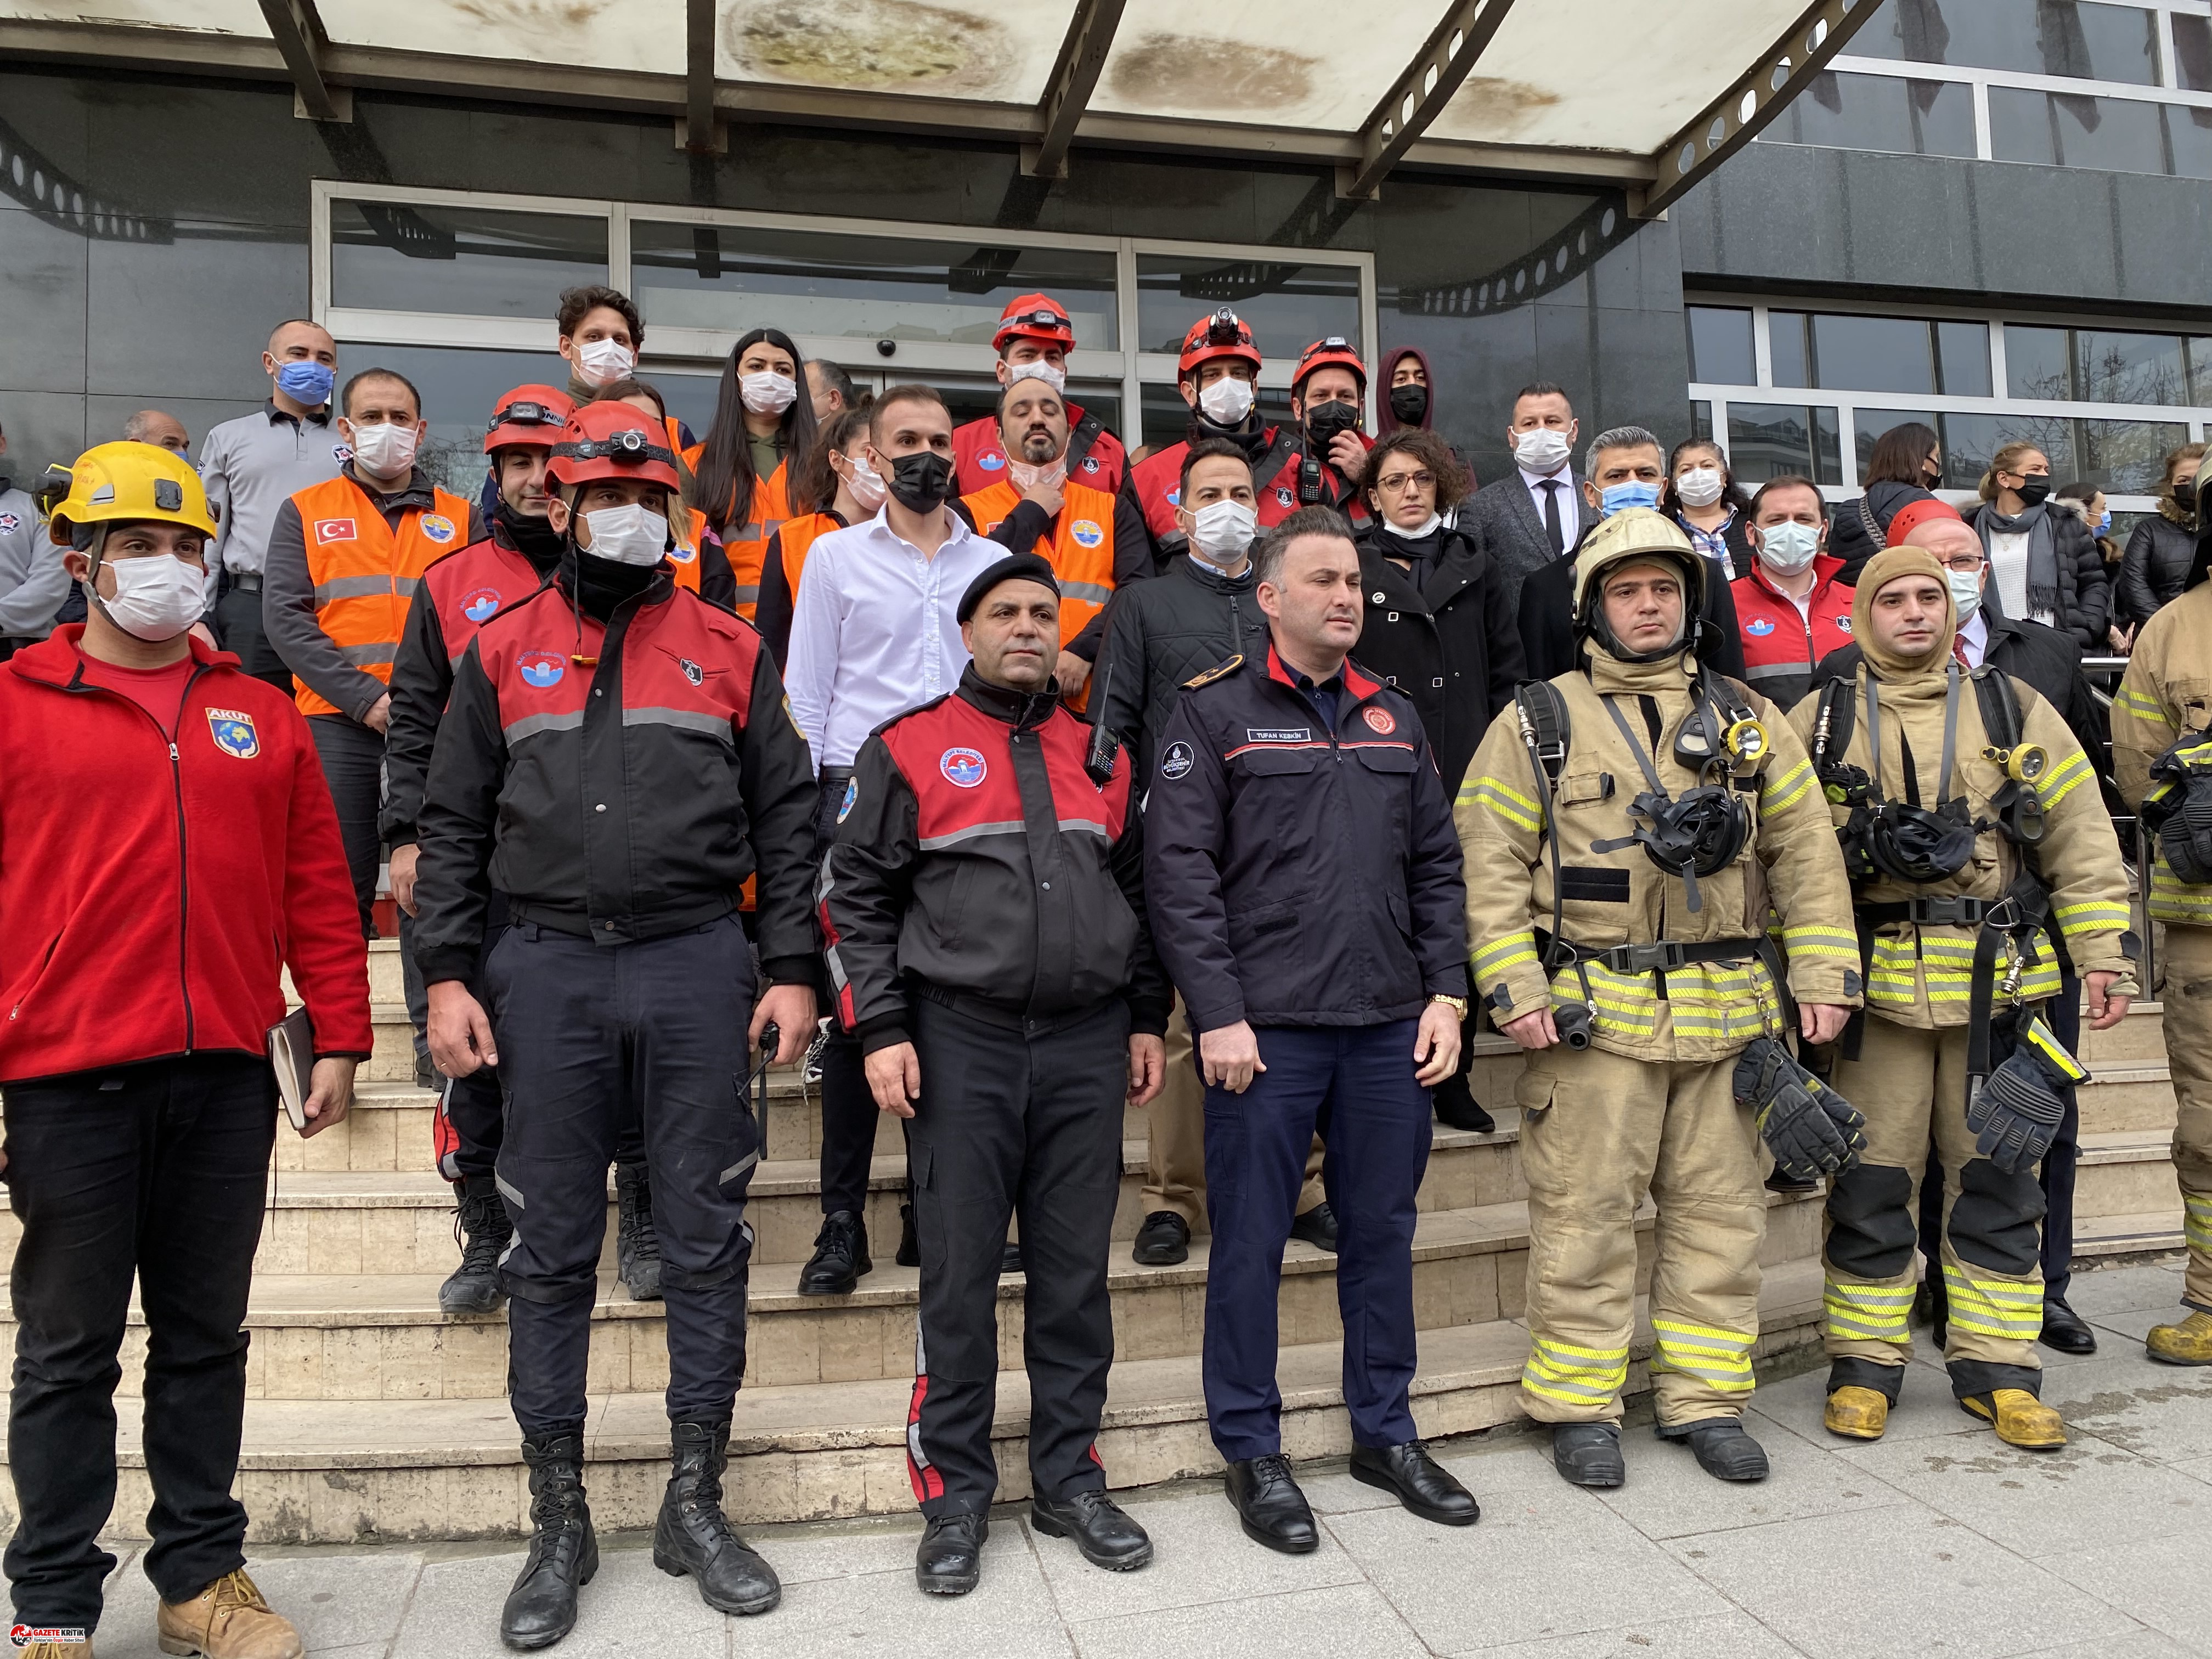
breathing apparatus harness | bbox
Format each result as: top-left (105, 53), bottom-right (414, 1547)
top-left (2137, 724), bottom-right (2212, 886)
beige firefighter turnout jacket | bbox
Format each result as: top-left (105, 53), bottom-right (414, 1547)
top-left (2115, 579), bottom-right (2212, 929)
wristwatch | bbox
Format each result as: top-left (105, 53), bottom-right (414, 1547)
top-left (1429, 994), bottom-right (1470, 1018)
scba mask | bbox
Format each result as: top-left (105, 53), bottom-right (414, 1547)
top-left (1586, 689), bottom-right (1753, 913)
top-left (1858, 669), bottom-right (1978, 885)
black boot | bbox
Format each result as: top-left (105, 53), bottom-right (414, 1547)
top-left (1551, 1423), bottom-right (1625, 1488)
top-left (500, 1434), bottom-right (597, 1650)
top-left (1431, 1074), bottom-right (1496, 1134)
top-left (439, 1173), bottom-right (511, 1317)
top-left (652, 1419), bottom-right (782, 1616)
top-left (798, 1209), bottom-right (871, 1296)
top-left (614, 1161), bottom-right (662, 1302)
top-left (1656, 1417), bottom-right (1770, 1482)
top-left (915, 1513), bottom-right (988, 1595)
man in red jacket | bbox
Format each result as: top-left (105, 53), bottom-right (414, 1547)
top-left (0, 443), bottom-right (371, 1659)
top-left (1729, 474), bottom-right (1857, 713)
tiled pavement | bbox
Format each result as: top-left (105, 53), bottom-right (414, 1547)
top-left (75, 1262), bottom-right (2212, 1658)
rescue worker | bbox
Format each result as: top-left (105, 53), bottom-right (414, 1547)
top-left (1124, 317), bottom-right (1369, 566)
top-left (1146, 506), bottom-right (1479, 1553)
top-left (1791, 545), bottom-right (2135, 1447)
top-left (1, 443), bottom-right (371, 1659)
top-left (1457, 507), bottom-right (1862, 1488)
top-left (2111, 543), bottom-right (2212, 1365)
top-left (959, 376), bottom-right (1150, 704)
top-left (263, 367), bottom-right (483, 933)
top-left (687, 326), bottom-right (817, 622)
top-left (589, 380), bottom-right (736, 610)
top-left (1729, 475), bottom-right (1855, 713)
top-left (818, 552), bottom-right (1169, 1595)
top-left (411, 400), bottom-right (819, 1646)
top-left (951, 294), bottom-right (1128, 495)
top-left (754, 404), bottom-right (878, 667)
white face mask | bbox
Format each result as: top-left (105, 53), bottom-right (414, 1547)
top-left (1756, 519), bottom-right (1821, 576)
top-left (842, 455), bottom-right (887, 513)
top-left (575, 337), bottom-right (634, 388)
top-left (1675, 466), bottom-right (1726, 509)
top-left (1947, 567), bottom-right (1983, 622)
top-left (739, 371), bottom-right (798, 416)
top-left (1386, 510), bottom-right (1445, 542)
top-left (1006, 359), bottom-right (1067, 394)
top-left (1197, 375), bottom-right (1255, 427)
top-left (580, 504), bottom-right (669, 567)
top-left (93, 552), bottom-right (206, 642)
top-left (1186, 498), bottom-right (1257, 566)
top-left (1513, 427), bottom-right (1572, 476)
top-left (1008, 456), bottom-right (1066, 492)
top-left (347, 420), bottom-right (419, 479)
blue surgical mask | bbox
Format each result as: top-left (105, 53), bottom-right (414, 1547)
top-left (274, 359), bottom-right (335, 407)
top-left (2097, 510), bottom-right (2112, 534)
top-left (1600, 480), bottom-right (1662, 517)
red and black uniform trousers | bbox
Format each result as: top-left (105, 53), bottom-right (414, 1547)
top-left (411, 572), bottom-right (820, 1435)
top-left (818, 669), bottom-right (1170, 1514)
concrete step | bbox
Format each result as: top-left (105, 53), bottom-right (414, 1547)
top-left (2078, 998), bottom-right (2168, 1064)
top-left (2075, 1063), bottom-right (2177, 1136)
top-left (2072, 1209), bottom-right (2186, 1261)
top-left (273, 1081), bottom-right (439, 1175)
top-left (15, 1261), bottom-right (1825, 1543)
top-left (2072, 1131), bottom-right (2182, 1224)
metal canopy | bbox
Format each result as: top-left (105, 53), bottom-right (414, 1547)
top-left (0, 0), bottom-right (1878, 209)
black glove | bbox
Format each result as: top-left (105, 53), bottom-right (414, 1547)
top-left (1968, 1051), bottom-right (2068, 1174)
top-left (1735, 1036), bottom-right (1866, 1182)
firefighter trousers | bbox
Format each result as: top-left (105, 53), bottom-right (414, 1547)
top-left (904, 995), bottom-right (1127, 1516)
top-left (1516, 1045), bottom-right (1767, 1427)
top-left (484, 917), bottom-right (761, 1438)
top-left (2162, 924), bottom-right (2212, 1312)
top-left (1824, 1017), bottom-right (2046, 1400)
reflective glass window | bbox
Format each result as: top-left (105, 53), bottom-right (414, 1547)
top-left (1855, 409), bottom-right (1940, 482)
top-left (2073, 330), bottom-right (2190, 404)
top-left (630, 224), bottom-right (1119, 349)
top-left (2167, 105), bottom-right (2212, 181)
top-left (1690, 400), bottom-right (1715, 443)
top-left (1686, 306), bottom-right (1756, 385)
top-left (1850, 0), bottom-right (2158, 83)
top-left (1135, 256), bottom-right (1359, 360)
top-left (1993, 414), bottom-right (2081, 479)
top-left (2077, 417), bottom-right (2192, 493)
top-left (1767, 71), bottom-right (1976, 157)
top-left (1770, 312), bottom-right (1811, 390)
top-left (1989, 88), bottom-right (2169, 175)
top-left (1728, 403), bottom-right (1820, 482)
top-left (2177, 14), bottom-right (2212, 92)
top-left (1811, 314), bottom-right (1936, 394)
top-left (1935, 321), bottom-right (1993, 396)
top-left (2193, 339), bottom-right (2212, 405)
top-left (1813, 406), bottom-right (1846, 486)
top-left (2006, 324), bottom-right (2074, 399)
top-left (330, 204), bottom-right (607, 320)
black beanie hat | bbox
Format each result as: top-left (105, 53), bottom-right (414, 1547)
top-left (956, 551), bottom-right (1060, 624)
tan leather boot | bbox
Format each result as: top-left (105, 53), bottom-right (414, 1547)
top-left (155, 1568), bottom-right (303, 1659)
top-left (1823, 1385), bottom-right (1889, 1440)
top-left (16, 1641), bottom-right (95, 1658)
top-left (1959, 1388), bottom-right (2066, 1449)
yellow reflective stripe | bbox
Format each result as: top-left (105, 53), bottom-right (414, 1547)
top-left (1461, 775), bottom-right (1543, 830)
top-left (1785, 923), bottom-right (1860, 962)
top-left (1472, 931), bottom-right (1541, 976)
top-left (2117, 685), bottom-right (2170, 723)
top-left (2185, 1194), bottom-right (2212, 1254)
top-left (1650, 1320), bottom-right (1755, 1389)
top-left (1762, 758), bottom-right (1815, 816)
top-left (1522, 1335), bottom-right (1630, 1406)
top-left (1942, 1265), bottom-right (2043, 1340)
top-left (1824, 1280), bottom-right (1914, 1342)
top-left (2042, 751), bottom-right (2094, 806)
top-left (2054, 900), bottom-right (2131, 925)
top-left (2148, 862), bottom-right (2212, 922)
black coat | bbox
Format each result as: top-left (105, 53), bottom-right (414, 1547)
top-left (1514, 544), bottom-right (1749, 684)
top-left (1968, 499), bottom-right (2110, 652)
top-left (1352, 526), bottom-right (1525, 795)
top-left (2118, 506), bottom-right (2199, 626)
top-left (1827, 479), bottom-right (1937, 587)
top-left (1666, 506), bottom-right (1757, 579)
top-left (1092, 555), bottom-right (1272, 786)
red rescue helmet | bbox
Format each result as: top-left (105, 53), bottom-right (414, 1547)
top-left (483, 384), bottom-right (575, 454)
top-left (1178, 308), bottom-right (1263, 379)
top-left (1293, 336), bottom-right (1367, 396)
top-left (546, 402), bottom-right (682, 494)
top-left (994, 293), bottom-right (1075, 353)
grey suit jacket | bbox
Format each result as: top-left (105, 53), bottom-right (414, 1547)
top-left (1463, 471), bottom-right (1600, 612)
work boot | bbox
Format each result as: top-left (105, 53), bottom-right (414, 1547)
top-left (1431, 1075), bottom-right (1496, 1134)
top-left (652, 1419), bottom-right (781, 1616)
top-left (1823, 1385), bottom-right (1891, 1441)
top-left (156, 1567), bottom-right (302, 1658)
top-left (500, 1434), bottom-right (598, 1650)
top-left (1223, 1454), bottom-right (1318, 1554)
top-left (439, 1173), bottom-right (512, 1317)
top-left (1131, 1210), bottom-right (1189, 1266)
top-left (2146, 1309), bottom-right (2212, 1365)
top-left (1288, 1200), bottom-right (1339, 1254)
top-left (1001, 1242), bottom-right (1024, 1276)
top-left (896, 1201), bottom-right (920, 1267)
top-left (614, 1161), bottom-right (662, 1302)
top-left (1551, 1423), bottom-right (1625, 1488)
top-left (18, 1644), bottom-right (94, 1658)
top-left (915, 1514), bottom-right (988, 1595)
top-left (798, 1209), bottom-right (870, 1296)
top-left (2039, 1297), bottom-right (2098, 1355)
top-left (1959, 1389), bottom-right (2067, 1449)
top-left (1657, 1418), bottom-right (1769, 1482)
top-left (1030, 1489), bottom-right (1154, 1570)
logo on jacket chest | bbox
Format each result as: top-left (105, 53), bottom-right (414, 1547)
top-left (206, 708), bottom-right (259, 759)
top-left (1081, 455), bottom-right (1101, 476)
top-left (1835, 615), bottom-right (1853, 633)
top-left (1362, 706), bottom-right (1396, 735)
top-left (460, 587), bottom-right (503, 623)
top-left (517, 651), bottom-right (566, 689)
top-left (420, 514), bottom-right (457, 544)
top-left (679, 657), bottom-right (704, 686)
top-left (1070, 519), bottom-right (1104, 549)
top-left (979, 451), bottom-right (1006, 471)
top-left (940, 746), bottom-right (988, 787)
top-left (1746, 618), bottom-right (1775, 636)
top-left (1275, 487), bottom-right (1294, 507)
top-left (312, 518), bottom-right (357, 543)
top-left (0, 513), bottom-right (19, 535)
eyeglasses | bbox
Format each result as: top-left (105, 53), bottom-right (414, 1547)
top-left (1936, 555), bottom-right (1987, 573)
top-left (1376, 470), bottom-right (1436, 494)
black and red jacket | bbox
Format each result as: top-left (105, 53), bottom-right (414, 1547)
top-left (0, 629), bottom-right (372, 1082)
top-left (411, 566), bottom-right (819, 984)
top-left (380, 515), bottom-right (558, 849)
top-left (1143, 645), bottom-right (1468, 1032)
top-left (817, 665), bottom-right (1170, 1052)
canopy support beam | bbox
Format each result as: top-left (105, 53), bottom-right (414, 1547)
top-left (1024, 0), bottom-right (1127, 179)
top-left (255, 0), bottom-right (345, 122)
top-left (1338, 0), bottom-right (1517, 201)
top-left (681, 0), bottom-right (724, 154)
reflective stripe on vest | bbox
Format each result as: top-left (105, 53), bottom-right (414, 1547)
top-left (289, 475), bottom-right (468, 719)
top-left (960, 477), bottom-right (1117, 710)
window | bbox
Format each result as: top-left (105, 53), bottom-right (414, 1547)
top-left (1727, 404), bottom-right (1844, 485)
top-left (1135, 255), bottom-right (1361, 359)
top-left (1686, 306), bottom-right (1756, 386)
top-left (2007, 322), bottom-right (2208, 403)
top-left (330, 204), bottom-right (608, 320)
top-left (1848, 0), bottom-right (2159, 83)
top-left (1767, 70), bottom-right (1976, 156)
top-left (1768, 312), bottom-right (1990, 396)
top-left (2179, 14), bottom-right (2212, 91)
top-left (1989, 87), bottom-right (2170, 174)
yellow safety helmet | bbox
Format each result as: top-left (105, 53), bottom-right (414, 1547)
top-left (46, 442), bottom-right (217, 549)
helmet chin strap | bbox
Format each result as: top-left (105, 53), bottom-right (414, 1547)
top-left (76, 522), bottom-right (125, 633)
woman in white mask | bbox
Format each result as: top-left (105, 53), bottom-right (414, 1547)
top-left (691, 327), bottom-right (819, 623)
top-left (1661, 439), bottom-right (1754, 578)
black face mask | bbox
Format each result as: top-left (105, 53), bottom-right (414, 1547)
top-left (2175, 479), bottom-right (2199, 512)
top-left (886, 450), bottom-right (958, 512)
top-left (562, 543), bottom-right (660, 623)
top-left (2013, 476), bottom-right (2052, 508)
top-left (1389, 384), bottom-right (1429, 426)
top-left (1305, 399), bottom-right (1362, 447)
top-left (495, 498), bottom-right (564, 573)
top-left (1921, 465), bottom-right (1943, 489)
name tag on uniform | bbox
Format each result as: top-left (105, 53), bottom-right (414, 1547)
top-left (1245, 727), bottom-right (1311, 743)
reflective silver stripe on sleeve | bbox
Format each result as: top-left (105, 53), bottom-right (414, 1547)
top-left (732, 586), bottom-right (760, 603)
top-left (1061, 580), bottom-right (1114, 605)
top-left (339, 641), bottom-right (397, 667)
top-left (719, 1149), bottom-right (759, 1183)
top-left (623, 706), bottom-right (735, 741)
top-left (1057, 816), bottom-right (1110, 837)
top-left (313, 575), bottom-right (397, 603)
top-left (917, 819), bottom-right (1026, 850)
top-left (503, 709), bottom-right (586, 743)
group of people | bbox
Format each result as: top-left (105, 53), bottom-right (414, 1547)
top-left (2, 280), bottom-right (2210, 1659)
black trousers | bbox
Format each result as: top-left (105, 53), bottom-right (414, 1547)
top-left (904, 996), bottom-right (1126, 1516)
top-left (814, 769), bottom-right (890, 1220)
top-left (307, 712), bottom-right (385, 937)
top-left (211, 579), bottom-right (295, 695)
top-left (2, 1054), bottom-right (275, 1631)
top-left (484, 917), bottom-right (760, 1437)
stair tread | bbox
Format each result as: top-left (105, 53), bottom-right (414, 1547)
top-left (2077, 1128), bottom-right (2183, 1161)
top-left (2074, 1210), bottom-right (2187, 1249)
top-left (63, 1261), bottom-right (1825, 1468)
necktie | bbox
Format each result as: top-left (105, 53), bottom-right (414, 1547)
top-left (1541, 479), bottom-right (1567, 557)
top-left (1953, 634), bottom-right (1971, 669)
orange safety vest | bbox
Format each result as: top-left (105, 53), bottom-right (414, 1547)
top-left (961, 478), bottom-right (1118, 710)
top-left (668, 505), bottom-right (712, 595)
top-left (289, 474), bottom-right (470, 719)
top-left (774, 511), bottom-right (840, 605)
top-left (684, 442), bottom-right (788, 623)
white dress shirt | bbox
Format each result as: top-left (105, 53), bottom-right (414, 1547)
top-left (784, 506), bottom-right (1005, 771)
top-left (1520, 465), bottom-right (1576, 558)
top-left (1955, 610), bottom-right (1989, 668)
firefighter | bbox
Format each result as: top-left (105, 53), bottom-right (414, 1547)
top-left (1457, 508), bottom-right (1862, 1488)
top-left (817, 552), bottom-right (1169, 1595)
top-left (2109, 549), bottom-right (2212, 1364)
top-left (1791, 545), bottom-right (2136, 1446)
top-left (951, 293), bottom-right (1129, 495)
top-left (411, 400), bottom-right (818, 1646)
top-left (959, 376), bottom-right (1151, 706)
